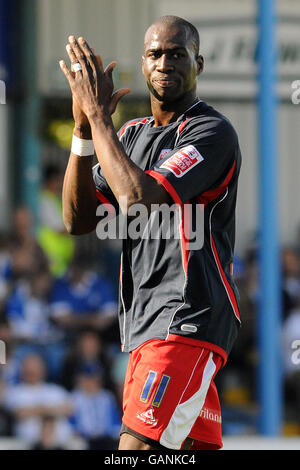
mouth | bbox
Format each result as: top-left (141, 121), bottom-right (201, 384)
top-left (154, 78), bottom-right (177, 88)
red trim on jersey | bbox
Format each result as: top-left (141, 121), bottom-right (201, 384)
top-left (119, 118), bottom-right (150, 139)
top-left (145, 170), bottom-right (182, 205)
top-left (210, 234), bottom-right (241, 323)
top-left (174, 117), bottom-right (190, 146)
top-left (95, 189), bottom-right (115, 217)
top-left (145, 170), bottom-right (190, 274)
top-left (180, 202), bottom-right (190, 275)
top-left (197, 161), bottom-right (236, 206)
top-left (145, 169), bottom-right (240, 323)
top-left (177, 118), bottom-right (189, 136)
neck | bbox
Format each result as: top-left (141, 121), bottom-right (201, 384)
top-left (151, 91), bottom-right (198, 127)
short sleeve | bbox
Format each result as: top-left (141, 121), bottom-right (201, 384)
top-left (92, 163), bottom-right (119, 216)
top-left (146, 117), bottom-right (239, 204)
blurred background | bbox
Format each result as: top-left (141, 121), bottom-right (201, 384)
top-left (0, 0), bottom-right (300, 450)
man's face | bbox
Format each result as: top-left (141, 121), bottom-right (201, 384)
top-left (142, 24), bottom-right (203, 103)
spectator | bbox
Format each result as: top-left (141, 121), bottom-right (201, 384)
top-left (111, 351), bottom-right (129, 410)
top-left (9, 207), bottom-right (49, 280)
top-left (70, 363), bottom-right (121, 449)
top-left (5, 271), bottom-right (66, 381)
top-left (3, 354), bottom-right (73, 446)
top-left (282, 293), bottom-right (300, 425)
top-left (37, 164), bottom-right (75, 278)
top-left (32, 416), bottom-right (65, 450)
top-left (50, 257), bottom-right (117, 337)
top-left (282, 246), bottom-right (300, 319)
top-left (0, 319), bottom-right (20, 386)
top-left (0, 232), bottom-right (13, 311)
top-left (217, 250), bottom-right (257, 406)
top-left (60, 329), bottom-right (112, 391)
top-left (0, 377), bottom-right (13, 437)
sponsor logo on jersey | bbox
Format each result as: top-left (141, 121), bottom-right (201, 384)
top-left (199, 407), bottom-right (222, 423)
top-left (160, 145), bottom-right (204, 177)
top-left (136, 407), bottom-right (157, 426)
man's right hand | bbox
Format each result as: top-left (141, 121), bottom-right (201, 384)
top-left (67, 44), bottom-right (92, 138)
top-left (66, 43), bottom-right (130, 139)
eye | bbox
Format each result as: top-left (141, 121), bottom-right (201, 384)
top-left (171, 52), bottom-right (185, 60)
top-left (149, 51), bottom-right (161, 59)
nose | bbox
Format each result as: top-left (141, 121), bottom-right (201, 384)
top-left (156, 53), bottom-right (174, 72)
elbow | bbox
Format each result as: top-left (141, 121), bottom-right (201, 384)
top-left (64, 222), bottom-right (78, 236)
top-left (118, 190), bottom-right (147, 217)
top-left (119, 198), bottom-right (138, 218)
top-left (62, 214), bottom-right (77, 235)
top-left (63, 217), bottom-right (96, 236)
top-left (63, 220), bottom-right (79, 236)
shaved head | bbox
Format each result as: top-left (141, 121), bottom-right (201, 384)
top-left (142, 14), bottom-right (204, 109)
top-left (144, 15), bottom-right (200, 56)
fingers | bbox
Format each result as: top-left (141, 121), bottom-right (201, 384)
top-left (110, 88), bottom-right (131, 115)
top-left (104, 61), bottom-right (117, 76)
top-left (59, 60), bottom-right (74, 85)
top-left (104, 61), bottom-right (117, 91)
top-left (113, 87), bottom-right (131, 102)
top-left (66, 36), bottom-right (104, 81)
top-left (60, 36), bottom-right (127, 115)
top-left (66, 43), bottom-right (81, 75)
top-left (77, 37), bottom-right (102, 76)
top-left (68, 36), bottom-right (90, 75)
top-left (95, 54), bottom-right (105, 73)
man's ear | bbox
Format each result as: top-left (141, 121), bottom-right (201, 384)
top-left (196, 55), bottom-right (204, 75)
top-left (141, 56), bottom-right (145, 76)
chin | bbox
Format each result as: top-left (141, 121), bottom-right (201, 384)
top-left (147, 82), bottom-right (178, 102)
top-left (152, 87), bottom-right (181, 103)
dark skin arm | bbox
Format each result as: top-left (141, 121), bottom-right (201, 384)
top-left (62, 44), bottom-right (130, 235)
top-left (60, 36), bottom-right (172, 228)
top-left (89, 114), bottom-right (172, 214)
top-left (62, 148), bottom-right (98, 235)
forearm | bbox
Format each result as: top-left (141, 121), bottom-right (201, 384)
top-left (60, 36), bottom-right (171, 214)
top-left (62, 128), bottom-right (98, 235)
top-left (89, 113), bottom-right (171, 214)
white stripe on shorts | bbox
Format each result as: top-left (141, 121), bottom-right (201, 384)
top-left (159, 351), bottom-right (216, 450)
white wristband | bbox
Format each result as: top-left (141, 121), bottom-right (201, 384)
top-left (71, 133), bottom-right (94, 156)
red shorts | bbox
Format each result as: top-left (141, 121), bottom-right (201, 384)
top-left (122, 335), bottom-right (224, 450)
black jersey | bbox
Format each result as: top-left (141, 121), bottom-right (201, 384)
top-left (93, 100), bottom-right (242, 363)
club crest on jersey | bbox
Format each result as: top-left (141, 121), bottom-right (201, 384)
top-left (160, 145), bottom-right (204, 177)
top-left (158, 148), bottom-right (172, 160)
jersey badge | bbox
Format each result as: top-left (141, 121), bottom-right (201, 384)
top-left (158, 148), bottom-right (172, 160)
top-left (160, 145), bottom-right (204, 177)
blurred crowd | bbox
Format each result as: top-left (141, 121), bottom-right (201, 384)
top-left (217, 233), bottom-right (300, 436)
top-left (0, 163), bottom-right (300, 449)
top-left (0, 165), bottom-right (126, 450)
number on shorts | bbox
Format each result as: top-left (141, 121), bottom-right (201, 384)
top-left (140, 371), bottom-right (171, 408)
